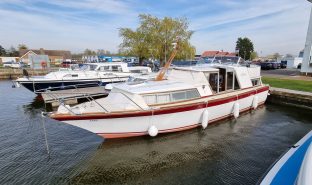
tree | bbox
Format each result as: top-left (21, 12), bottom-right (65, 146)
top-left (18, 44), bottom-right (28, 50)
top-left (119, 14), bottom-right (195, 65)
top-left (250, 51), bottom-right (258, 60)
top-left (0, 45), bottom-right (5, 56)
top-left (235, 37), bottom-right (254, 60)
top-left (84, 49), bottom-right (96, 55)
top-left (7, 46), bottom-right (19, 57)
top-left (97, 49), bottom-right (111, 56)
top-left (272, 52), bottom-right (281, 60)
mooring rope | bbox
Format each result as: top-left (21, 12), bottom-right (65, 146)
top-left (41, 112), bottom-right (50, 158)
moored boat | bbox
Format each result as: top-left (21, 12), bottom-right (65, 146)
top-left (48, 63), bottom-right (269, 138)
top-left (13, 62), bottom-right (151, 93)
top-left (259, 130), bottom-right (312, 185)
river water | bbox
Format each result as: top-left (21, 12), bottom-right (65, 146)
top-left (0, 80), bottom-right (311, 185)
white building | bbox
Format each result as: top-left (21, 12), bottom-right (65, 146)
top-left (301, 4), bottom-right (312, 74)
top-left (278, 52), bottom-right (303, 69)
top-left (0, 57), bottom-right (19, 63)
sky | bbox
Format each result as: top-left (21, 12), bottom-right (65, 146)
top-left (0, 0), bottom-right (311, 56)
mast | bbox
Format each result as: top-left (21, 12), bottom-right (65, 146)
top-left (155, 38), bottom-right (180, 81)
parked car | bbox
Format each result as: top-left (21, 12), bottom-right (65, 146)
top-left (3, 61), bottom-right (21, 68)
top-left (276, 63), bottom-right (281, 69)
top-left (260, 62), bottom-right (272, 70)
top-left (281, 61), bottom-right (287, 69)
top-left (270, 62), bottom-right (278, 69)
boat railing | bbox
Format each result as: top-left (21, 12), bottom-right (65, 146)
top-left (42, 90), bottom-right (110, 113)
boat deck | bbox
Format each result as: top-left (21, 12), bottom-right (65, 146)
top-left (41, 86), bottom-right (109, 107)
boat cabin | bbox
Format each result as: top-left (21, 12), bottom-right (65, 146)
top-left (67, 64), bottom-right (262, 114)
top-left (82, 62), bottom-right (130, 72)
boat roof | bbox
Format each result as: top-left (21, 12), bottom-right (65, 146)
top-left (114, 80), bottom-right (195, 94)
top-left (172, 66), bottom-right (219, 72)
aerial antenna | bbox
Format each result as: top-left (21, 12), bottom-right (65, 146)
top-left (155, 37), bottom-right (180, 81)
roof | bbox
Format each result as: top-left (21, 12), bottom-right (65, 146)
top-left (201, 51), bottom-right (219, 57)
top-left (201, 50), bottom-right (237, 57)
top-left (19, 48), bottom-right (71, 59)
top-left (172, 66), bottom-right (219, 72)
top-left (114, 80), bottom-right (195, 94)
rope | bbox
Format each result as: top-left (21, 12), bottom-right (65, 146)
top-left (41, 112), bottom-right (50, 158)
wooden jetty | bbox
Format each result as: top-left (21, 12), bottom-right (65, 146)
top-left (41, 86), bottom-right (109, 107)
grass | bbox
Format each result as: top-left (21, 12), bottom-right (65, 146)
top-left (262, 77), bottom-right (312, 92)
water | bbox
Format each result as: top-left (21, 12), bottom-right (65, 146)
top-left (0, 80), bottom-right (311, 185)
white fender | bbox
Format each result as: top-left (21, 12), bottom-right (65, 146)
top-left (201, 109), bottom-right (209, 129)
top-left (252, 95), bottom-right (259, 109)
top-left (148, 125), bottom-right (158, 137)
top-left (233, 102), bottom-right (240, 118)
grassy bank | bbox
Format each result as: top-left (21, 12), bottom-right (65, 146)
top-left (262, 77), bottom-right (312, 92)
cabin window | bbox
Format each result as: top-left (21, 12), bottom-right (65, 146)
top-left (71, 74), bottom-right (78, 77)
top-left (186, 89), bottom-right (200, 99)
top-left (99, 66), bottom-right (110, 71)
top-left (143, 89), bottom-right (200, 105)
top-left (89, 65), bottom-right (97, 71)
top-left (209, 73), bottom-right (219, 93)
top-left (226, 72), bottom-right (234, 90)
top-left (157, 94), bottom-right (170, 104)
top-left (144, 95), bottom-right (157, 104)
top-left (171, 91), bottom-right (186, 101)
top-left (234, 77), bottom-right (240, 90)
top-left (111, 65), bottom-right (122, 72)
top-left (251, 79), bottom-right (260, 86)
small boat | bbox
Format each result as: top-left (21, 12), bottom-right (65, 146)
top-left (48, 41), bottom-right (269, 139)
top-left (259, 130), bottom-right (312, 185)
top-left (13, 62), bottom-right (151, 93)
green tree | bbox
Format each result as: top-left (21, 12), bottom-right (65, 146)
top-left (250, 51), bottom-right (258, 60)
top-left (84, 49), bottom-right (96, 55)
top-left (235, 37), bottom-right (254, 60)
top-left (0, 45), bottom-right (6, 56)
top-left (97, 49), bottom-right (111, 56)
top-left (119, 14), bottom-right (195, 65)
top-left (7, 46), bottom-right (19, 57)
top-left (18, 44), bottom-right (28, 50)
top-left (272, 52), bottom-right (281, 60)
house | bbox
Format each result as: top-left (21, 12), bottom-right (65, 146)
top-left (19, 48), bottom-right (71, 65)
top-left (278, 51), bottom-right (303, 69)
top-left (201, 50), bottom-right (237, 58)
top-left (201, 50), bottom-right (238, 63)
top-left (0, 57), bottom-right (19, 64)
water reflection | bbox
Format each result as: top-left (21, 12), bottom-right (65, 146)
top-left (67, 105), bottom-right (312, 185)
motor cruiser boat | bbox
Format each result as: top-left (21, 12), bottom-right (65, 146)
top-left (48, 40), bottom-right (269, 139)
top-left (13, 62), bottom-right (151, 93)
top-left (48, 63), bottom-right (269, 138)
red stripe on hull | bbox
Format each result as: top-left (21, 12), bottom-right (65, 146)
top-left (96, 101), bottom-right (265, 139)
top-left (52, 86), bottom-right (269, 121)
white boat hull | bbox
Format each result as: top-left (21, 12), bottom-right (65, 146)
top-left (55, 86), bottom-right (269, 138)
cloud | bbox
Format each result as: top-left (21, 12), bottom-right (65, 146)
top-left (189, 0), bottom-right (310, 55)
top-left (0, 0), bottom-right (310, 56)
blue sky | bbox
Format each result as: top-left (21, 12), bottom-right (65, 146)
top-left (0, 0), bottom-right (310, 56)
